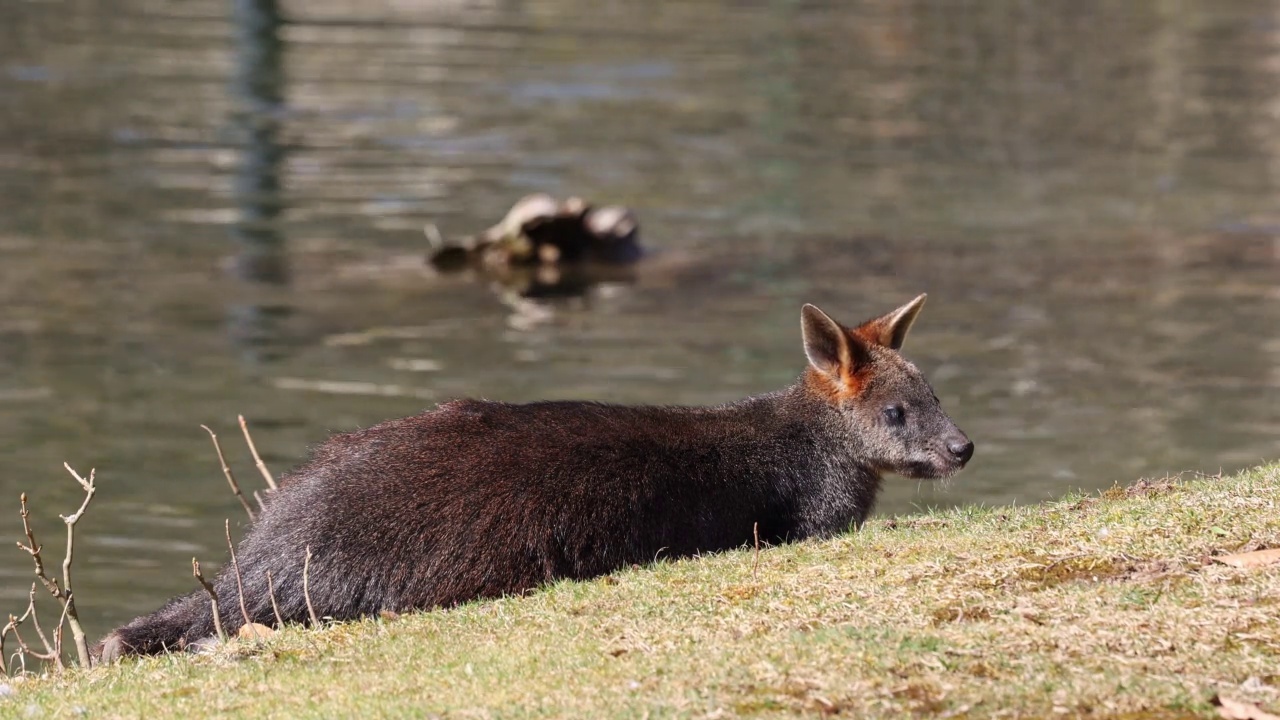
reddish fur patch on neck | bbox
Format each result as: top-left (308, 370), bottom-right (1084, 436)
top-left (802, 366), bottom-right (868, 403)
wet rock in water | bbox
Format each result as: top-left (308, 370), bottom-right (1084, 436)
top-left (582, 205), bottom-right (641, 263)
top-left (427, 194), bottom-right (643, 271)
top-left (425, 244), bottom-right (473, 272)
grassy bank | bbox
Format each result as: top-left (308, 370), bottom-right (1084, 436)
top-left (5, 465), bottom-right (1279, 719)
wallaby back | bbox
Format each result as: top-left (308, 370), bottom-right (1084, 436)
top-left (96, 295), bottom-right (972, 662)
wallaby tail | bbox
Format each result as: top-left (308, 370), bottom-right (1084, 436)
top-left (94, 590), bottom-right (215, 663)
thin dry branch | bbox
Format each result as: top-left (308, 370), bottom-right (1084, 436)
top-left (5, 615), bottom-right (27, 668)
top-left (225, 519), bottom-right (251, 627)
top-left (202, 425), bottom-right (255, 521)
top-left (10, 647), bottom-right (24, 676)
top-left (0, 620), bottom-right (10, 675)
top-left (5, 612), bottom-right (56, 664)
top-left (265, 571), bottom-right (284, 628)
top-left (13, 465), bottom-right (97, 669)
top-left (3, 622), bottom-right (25, 675)
top-left (424, 222), bottom-right (445, 251)
top-left (59, 463), bottom-right (95, 667)
top-left (303, 545), bottom-right (320, 627)
top-left (753, 522), bottom-right (760, 582)
top-left (238, 415), bottom-right (277, 491)
top-left (16, 493), bottom-right (60, 599)
top-left (1, 591), bottom-right (38, 674)
top-left (23, 584), bottom-right (58, 669)
top-left (192, 558), bottom-right (227, 644)
top-left (49, 594), bottom-right (72, 667)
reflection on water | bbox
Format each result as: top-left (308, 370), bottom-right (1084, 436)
top-left (227, 0), bottom-right (290, 363)
top-left (0, 0), bottom-right (1277, 636)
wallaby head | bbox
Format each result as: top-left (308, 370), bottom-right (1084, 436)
top-left (800, 294), bottom-right (973, 481)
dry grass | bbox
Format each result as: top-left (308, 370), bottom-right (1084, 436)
top-left (5, 464), bottom-right (1279, 719)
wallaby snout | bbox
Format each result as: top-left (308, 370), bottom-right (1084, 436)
top-left (947, 435), bottom-right (975, 466)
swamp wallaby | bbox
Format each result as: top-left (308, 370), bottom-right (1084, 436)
top-left (97, 295), bottom-right (972, 661)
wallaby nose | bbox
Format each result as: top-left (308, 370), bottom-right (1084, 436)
top-left (948, 438), bottom-right (974, 465)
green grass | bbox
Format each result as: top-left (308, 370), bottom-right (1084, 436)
top-left (5, 465), bottom-right (1280, 719)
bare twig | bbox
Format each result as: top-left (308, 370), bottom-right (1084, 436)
top-left (13, 499), bottom-right (61, 672)
top-left (59, 463), bottom-right (95, 668)
top-left (16, 493), bottom-right (60, 599)
top-left (1, 626), bottom-right (11, 675)
top-left (0, 596), bottom-right (38, 675)
top-left (0, 621), bottom-right (10, 675)
top-left (265, 571), bottom-right (284, 628)
top-left (23, 584), bottom-right (59, 669)
top-left (238, 415), bottom-right (277, 491)
top-left (225, 519), bottom-right (251, 627)
top-left (50, 594), bottom-right (72, 666)
top-left (192, 558), bottom-right (227, 644)
top-left (753, 522), bottom-right (760, 582)
top-left (424, 222), bottom-right (445, 251)
top-left (303, 546), bottom-right (320, 627)
top-left (202, 425), bottom-right (255, 520)
top-left (253, 490), bottom-right (266, 512)
top-left (5, 612), bottom-right (56, 663)
top-left (14, 465), bottom-right (97, 669)
top-left (5, 616), bottom-right (28, 667)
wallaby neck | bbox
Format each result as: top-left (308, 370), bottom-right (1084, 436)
top-left (688, 378), bottom-right (884, 538)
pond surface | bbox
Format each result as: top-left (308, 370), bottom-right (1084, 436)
top-left (1, 0), bottom-right (1278, 638)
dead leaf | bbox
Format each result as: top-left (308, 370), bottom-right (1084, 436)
top-left (813, 695), bottom-right (839, 715)
top-left (1213, 549), bottom-right (1280, 569)
top-left (1215, 695), bottom-right (1280, 720)
top-left (238, 623), bottom-right (275, 641)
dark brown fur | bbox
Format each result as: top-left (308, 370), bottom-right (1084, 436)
top-left (96, 296), bottom-right (972, 661)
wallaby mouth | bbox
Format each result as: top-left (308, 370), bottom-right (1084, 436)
top-left (902, 459), bottom-right (960, 479)
top-left (902, 435), bottom-right (974, 480)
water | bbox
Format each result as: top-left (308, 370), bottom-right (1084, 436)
top-left (1, 0), bottom-right (1277, 639)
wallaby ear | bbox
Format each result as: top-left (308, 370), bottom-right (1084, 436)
top-left (802, 304), bottom-right (859, 379)
top-left (853, 293), bottom-right (927, 350)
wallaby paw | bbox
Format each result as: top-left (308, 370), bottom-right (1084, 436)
top-left (95, 632), bottom-right (127, 664)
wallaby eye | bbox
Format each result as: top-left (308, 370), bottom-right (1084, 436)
top-left (883, 405), bottom-right (906, 426)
